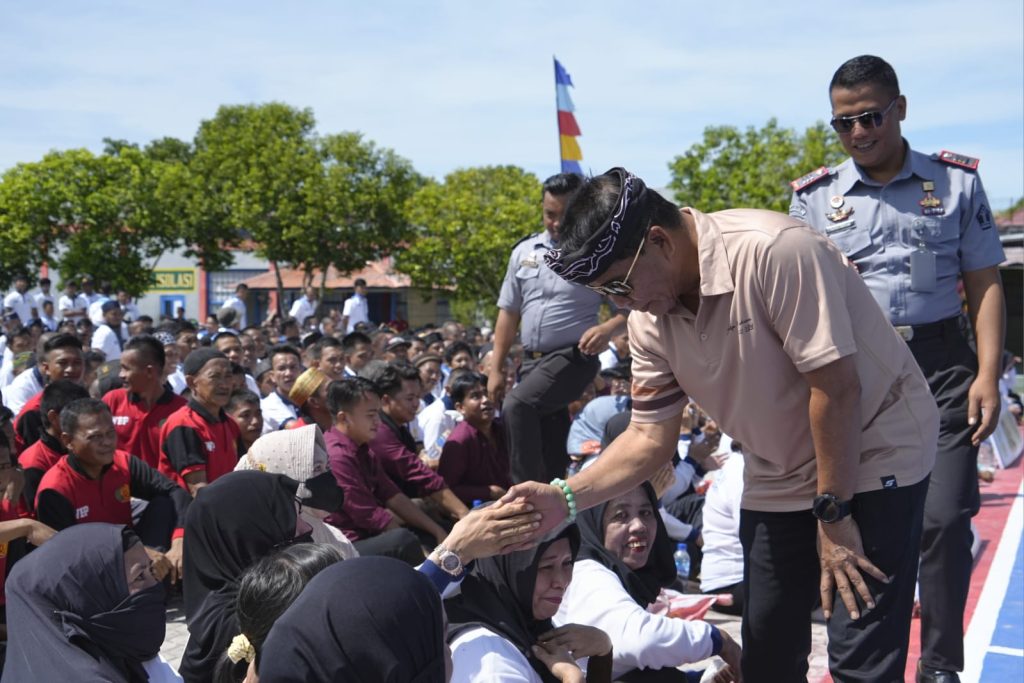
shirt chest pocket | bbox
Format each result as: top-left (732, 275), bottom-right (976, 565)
top-left (825, 220), bottom-right (872, 258)
top-left (911, 216), bottom-right (958, 249)
top-left (515, 265), bottom-right (540, 280)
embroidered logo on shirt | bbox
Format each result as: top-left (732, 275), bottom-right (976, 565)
top-left (727, 318), bottom-right (754, 335)
top-left (75, 505), bottom-right (90, 520)
top-left (112, 416), bottom-right (130, 426)
top-left (881, 475), bottom-right (898, 489)
top-left (115, 483), bottom-right (131, 503)
top-left (205, 441), bottom-right (216, 452)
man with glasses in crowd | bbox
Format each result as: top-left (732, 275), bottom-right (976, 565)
top-left (790, 55), bottom-right (1006, 683)
top-left (488, 172), bottom-right (627, 484)
top-left (504, 165), bottom-right (942, 682)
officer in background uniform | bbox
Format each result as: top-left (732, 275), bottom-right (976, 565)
top-left (791, 55), bottom-right (1006, 683)
top-left (488, 173), bottom-right (627, 483)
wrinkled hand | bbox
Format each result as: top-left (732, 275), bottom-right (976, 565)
top-left (146, 547), bottom-right (173, 583)
top-left (444, 500), bottom-right (541, 562)
top-left (500, 482), bottom-right (569, 541)
top-left (164, 537), bottom-right (184, 584)
top-left (714, 630), bottom-right (743, 682)
top-left (538, 624), bottom-right (612, 659)
top-left (26, 520), bottom-right (57, 547)
top-left (531, 642), bottom-right (585, 683)
top-left (817, 517), bottom-right (888, 620)
top-left (487, 369), bottom-right (507, 407)
top-left (577, 325), bottom-right (611, 356)
top-left (968, 376), bottom-right (1001, 445)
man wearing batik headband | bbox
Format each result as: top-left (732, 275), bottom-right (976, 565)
top-left (489, 172), bottom-right (627, 485)
top-left (506, 167), bottom-right (941, 683)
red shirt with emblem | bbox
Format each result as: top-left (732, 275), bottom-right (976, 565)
top-left (157, 400), bottom-right (240, 489)
top-left (103, 387), bottom-right (187, 468)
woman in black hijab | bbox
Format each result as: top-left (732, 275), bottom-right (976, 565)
top-left (446, 524), bottom-right (612, 683)
top-left (258, 556), bottom-right (447, 683)
top-left (555, 482), bottom-right (740, 682)
top-left (180, 470), bottom-right (311, 683)
top-left (3, 523), bottom-right (168, 683)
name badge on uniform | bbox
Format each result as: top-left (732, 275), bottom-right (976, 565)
top-left (520, 257), bottom-right (539, 268)
top-left (910, 247), bottom-right (937, 292)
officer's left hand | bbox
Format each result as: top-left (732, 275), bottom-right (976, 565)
top-left (968, 376), bottom-right (1001, 446)
top-left (577, 324), bottom-right (611, 355)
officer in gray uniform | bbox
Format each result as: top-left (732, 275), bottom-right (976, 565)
top-left (488, 173), bottom-right (627, 483)
top-left (791, 55), bottom-right (1006, 683)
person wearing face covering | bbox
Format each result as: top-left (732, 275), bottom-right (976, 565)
top-left (258, 556), bottom-right (448, 683)
top-left (553, 483), bottom-right (741, 682)
top-left (2, 523), bottom-right (176, 683)
top-left (446, 525), bottom-right (612, 683)
top-left (179, 470), bottom-right (312, 683)
top-left (235, 423), bottom-right (358, 559)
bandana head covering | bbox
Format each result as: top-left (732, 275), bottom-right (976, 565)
top-left (288, 367), bottom-right (328, 407)
top-left (445, 524), bottom-right (581, 683)
top-left (575, 482), bottom-right (676, 606)
top-left (259, 557), bottom-right (447, 683)
top-left (544, 167), bottom-right (651, 285)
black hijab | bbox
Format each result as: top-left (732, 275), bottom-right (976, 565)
top-left (575, 482), bottom-right (677, 607)
top-left (445, 524), bottom-right (581, 683)
top-left (179, 471), bottom-right (302, 683)
top-left (3, 523), bottom-right (166, 683)
top-left (258, 556), bottom-right (446, 683)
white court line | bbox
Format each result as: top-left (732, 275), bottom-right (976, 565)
top-left (961, 481), bottom-right (1024, 683)
top-left (987, 645), bottom-right (1024, 658)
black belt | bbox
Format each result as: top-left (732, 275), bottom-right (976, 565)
top-left (894, 316), bottom-right (965, 343)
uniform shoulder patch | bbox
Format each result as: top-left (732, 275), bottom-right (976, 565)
top-left (936, 150), bottom-right (979, 171)
top-left (789, 166), bottom-right (830, 192)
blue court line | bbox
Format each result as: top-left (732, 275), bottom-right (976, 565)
top-left (979, 521), bottom-right (1024, 682)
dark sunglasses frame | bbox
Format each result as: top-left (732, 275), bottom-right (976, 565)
top-left (830, 98), bottom-right (900, 134)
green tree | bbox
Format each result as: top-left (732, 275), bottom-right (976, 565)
top-left (396, 166), bottom-right (541, 316)
top-left (296, 132), bottom-right (424, 299)
top-left (0, 148), bottom-right (186, 295)
top-left (188, 103), bottom-right (322, 313)
top-left (668, 119), bottom-right (846, 212)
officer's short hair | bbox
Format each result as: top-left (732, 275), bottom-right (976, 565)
top-left (542, 173), bottom-right (584, 198)
top-left (829, 55), bottom-right (900, 99)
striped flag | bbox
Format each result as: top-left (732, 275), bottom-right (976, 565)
top-left (554, 57), bottom-right (583, 175)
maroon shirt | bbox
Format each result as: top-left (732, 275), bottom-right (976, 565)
top-left (104, 387), bottom-right (187, 468)
top-left (324, 427), bottom-right (401, 542)
top-left (368, 413), bottom-right (447, 499)
top-left (438, 420), bottom-right (512, 505)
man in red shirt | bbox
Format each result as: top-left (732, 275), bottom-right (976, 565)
top-left (19, 380), bottom-right (89, 512)
top-left (157, 348), bottom-right (239, 497)
top-left (104, 335), bottom-right (187, 468)
top-left (12, 333), bottom-right (85, 455)
top-left (36, 399), bottom-right (190, 582)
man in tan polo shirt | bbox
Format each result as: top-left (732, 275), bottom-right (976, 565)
top-left (504, 167), bottom-right (939, 683)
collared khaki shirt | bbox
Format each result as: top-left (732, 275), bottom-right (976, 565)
top-left (629, 208), bottom-right (938, 512)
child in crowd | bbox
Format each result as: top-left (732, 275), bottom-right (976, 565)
top-left (225, 390), bottom-right (264, 456)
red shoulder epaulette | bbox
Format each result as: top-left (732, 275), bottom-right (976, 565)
top-left (789, 166), bottom-right (830, 191)
top-left (937, 150), bottom-right (979, 171)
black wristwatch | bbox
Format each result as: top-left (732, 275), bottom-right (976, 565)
top-left (811, 493), bottom-right (852, 523)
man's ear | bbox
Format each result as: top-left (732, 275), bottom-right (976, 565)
top-left (59, 429), bottom-right (73, 450)
top-left (647, 225), bottom-right (676, 258)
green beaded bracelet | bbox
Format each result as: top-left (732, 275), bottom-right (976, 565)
top-left (550, 477), bottom-right (578, 523)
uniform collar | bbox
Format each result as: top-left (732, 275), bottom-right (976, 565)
top-left (66, 451), bottom-right (114, 480)
top-left (533, 230), bottom-right (556, 249)
top-left (836, 139), bottom-right (930, 192)
top-left (40, 430), bottom-right (67, 455)
top-left (188, 398), bottom-right (225, 424)
top-left (127, 386), bottom-right (177, 406)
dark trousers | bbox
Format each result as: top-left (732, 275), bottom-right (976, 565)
top-left (909, 325), bottom-right (980, 672)
top-left (353, 528), bottom-right (424, 566)
top-left (739, 477), bottom-right (928, 683)
top-left (503, 346), bottom-right (600, 483)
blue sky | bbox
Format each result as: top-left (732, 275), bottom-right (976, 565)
top-left (2, 0), bottom-right (1022, 208)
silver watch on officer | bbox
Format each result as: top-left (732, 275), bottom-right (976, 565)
top-left (433, 545), bottom-right (464, 576)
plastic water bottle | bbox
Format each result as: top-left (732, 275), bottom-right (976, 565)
top-left (674, 542), bottom-right (690, 579)
top-left (472, 499), bottom-right (484, 509)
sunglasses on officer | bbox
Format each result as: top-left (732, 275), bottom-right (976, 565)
top-left (829, 97), bottom-right (900, 134)
top-left (586, 230), bottom-right (648, 298)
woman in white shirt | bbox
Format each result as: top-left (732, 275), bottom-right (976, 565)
top-left (446, 525), bottom-right (612, 683)
top-left (554, 483), bottom-right (741, 682)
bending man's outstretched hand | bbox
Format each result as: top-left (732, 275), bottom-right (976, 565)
top-left (499, 482), bottom-right (570, 543)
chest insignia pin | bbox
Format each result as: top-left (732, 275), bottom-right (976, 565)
top-left (826, 206), bottom-right (854, 222)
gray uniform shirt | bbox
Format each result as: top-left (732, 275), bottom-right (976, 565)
top-left (497, 231), bottom-right (603, 353)
top-left (790, 144), bottom-right (1004, 326)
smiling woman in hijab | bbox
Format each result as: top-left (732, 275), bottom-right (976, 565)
top-left (445, 524), bottom-right (612, 683)
top-left (552, 482), bottom-right (741, 682)
top-left (258, 556), bottom-right (448, 683)
top-left (234, 423), bottom-right (358, 559)
top-left (2, 523), bottom-right (176, 683)
top-left (179, 470), bottom-right (311, 683)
